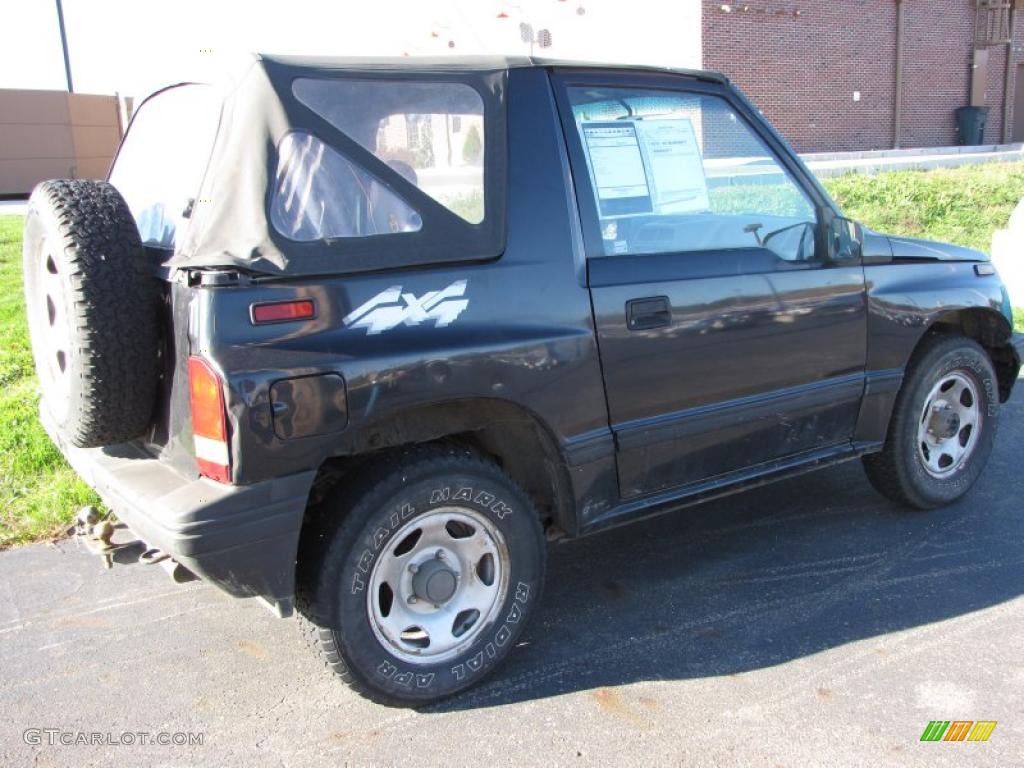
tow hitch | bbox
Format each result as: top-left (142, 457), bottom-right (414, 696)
top-left (70, 506), bottom-right (119, 568)
top-left (70, 506), bottom-right (196, 583)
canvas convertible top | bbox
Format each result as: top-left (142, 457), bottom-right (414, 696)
top-left (113, 55), bottom-right (515, 277)
top-left (109, 54), bottom-right (728, 277)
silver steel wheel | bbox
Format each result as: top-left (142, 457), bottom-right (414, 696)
top-left (34, 239), bottom-right (74, 422)
top-left (917, 370), bottom-right (981, 478)
top-left (367, 506), bottom-right (509, 664)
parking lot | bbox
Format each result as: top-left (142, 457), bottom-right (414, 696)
top-left (1, 378), bottom-right (1021, 767)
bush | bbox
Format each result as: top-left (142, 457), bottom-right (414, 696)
top-left (462, 125), bottom-right (483, 165)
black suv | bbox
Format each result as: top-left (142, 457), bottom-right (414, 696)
top-left (22, 55), bottom-right (1023, 705)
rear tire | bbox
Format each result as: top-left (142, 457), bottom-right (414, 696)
top-left (296, 446), bottom-right (546, 706)
top-left (22, 179), bottom-right (160, 447)
top-left (862, 335), bottom-right (998, 509)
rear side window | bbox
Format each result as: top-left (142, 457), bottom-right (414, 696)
top-left (108, 84), bottom-right (220, 250)
top-left (270, 132), bottom-right (423, 241)
top-left (291, 78), bottom-right (486, 225)
top-left (566, 87), bottom-right (817, 262)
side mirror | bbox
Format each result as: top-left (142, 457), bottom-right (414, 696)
top-left (828, 217), bottom-right (863, 262)
top-left (762, 221), bottom-right (816, 262)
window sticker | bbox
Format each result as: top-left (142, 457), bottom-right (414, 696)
top-left (636, 119), bottom-right (710, 214)
top-left (570, 86), bottom-right (816, 260)
top-left (580, 118), bottom-right (710, 219)
top-left (580, 122), bottom-right (653, 216)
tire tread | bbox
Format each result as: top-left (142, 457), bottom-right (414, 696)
top-left (863, 333), bottom-right (996, 509)
top-left (25, 179), bottom-right (159, 447)
top-left (295, 443), bottom-right (544, 706)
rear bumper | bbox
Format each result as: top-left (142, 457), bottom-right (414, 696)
top-left (43, 411), bottom-right (315, 616)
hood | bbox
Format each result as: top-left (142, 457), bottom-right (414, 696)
top-left (888, 235), bottom-right (988, 263)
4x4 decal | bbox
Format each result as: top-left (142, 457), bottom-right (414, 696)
top-left (343, 280), bottom-right (469, 335)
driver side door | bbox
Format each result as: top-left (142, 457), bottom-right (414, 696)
top-left (555, 73), bottom-right (867, 499)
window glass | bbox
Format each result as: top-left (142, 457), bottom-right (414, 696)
top-left (270, 132), bottom-right (422, 241)
top-left (108, 84), bottom-right (220, 249)
top-left (567, 87), bottom-right (817, 262)
top-left (293, 78), bottom-right (485, 224)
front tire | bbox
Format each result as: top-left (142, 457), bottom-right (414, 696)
top-left (297, 446), bottom-right (546, 706)
top-left (863, 334), bottom-right (999, 509)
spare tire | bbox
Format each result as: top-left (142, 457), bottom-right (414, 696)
top-left (23, 179), bottom-right (160, 448)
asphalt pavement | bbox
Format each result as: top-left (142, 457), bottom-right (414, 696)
top-left (1, 378), bottom-right (1022, 767)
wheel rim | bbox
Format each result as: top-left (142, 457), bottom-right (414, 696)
top-left (367, 506), bottom-right (509, 665)
top-left (35, 239), bottom-right (73, 422)
top-left (917, 370), bottom-right (982, 479)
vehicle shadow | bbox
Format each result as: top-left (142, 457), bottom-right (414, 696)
top-left (430, 392), bottom-right (1024, 712)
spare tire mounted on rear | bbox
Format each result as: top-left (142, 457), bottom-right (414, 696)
top-left (23, 179), bottom-right (161, 448)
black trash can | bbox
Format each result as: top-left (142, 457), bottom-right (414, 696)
top-left (955, 106), bottom-right (989, 146)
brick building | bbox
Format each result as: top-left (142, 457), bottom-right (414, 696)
top-left (702, 0), bottom-right (1024, 152)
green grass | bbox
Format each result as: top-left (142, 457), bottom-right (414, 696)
top-left (0, 161), bottom-right (1022, 547)
top-left (0, 216), bottom-right (99, 549)
top-left (823, 161), bottom-right (1024, 253)
top-left (710, 181), bottom-right (813, 218)
top-left (823, 161), bottom-right (1024, 332)
top-left (439, 190), bottom-right (484, 224)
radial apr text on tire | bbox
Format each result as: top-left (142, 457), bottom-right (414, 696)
top-left (297, 446), bottom-right (547, 706)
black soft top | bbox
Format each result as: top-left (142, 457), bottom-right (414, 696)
top-left (260, 52), bottom-right (728, 82)
top-left (137, 55), bottom-right (723, 277)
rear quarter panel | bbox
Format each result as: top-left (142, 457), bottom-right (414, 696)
top-left (196, 68), bottom-right (610, 493)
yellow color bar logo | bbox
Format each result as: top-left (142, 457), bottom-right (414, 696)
top-left (920, 721), bottom-right (997, 742)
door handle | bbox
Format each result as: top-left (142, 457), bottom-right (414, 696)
top-left (626, 296), bottom-right (671, 330)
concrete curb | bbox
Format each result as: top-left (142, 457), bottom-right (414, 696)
top-left (803, 143), bottom-right (1024, 178)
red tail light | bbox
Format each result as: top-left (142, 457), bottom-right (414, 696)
top-left (250, 299), bottom-right (315, 324)
top-left (188, 356), bottom-right (230, 483)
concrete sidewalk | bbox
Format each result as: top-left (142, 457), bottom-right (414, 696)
top-left (0, 199), bottom-right (27, 216)
top-left (803, 143), bottom-right (1024, 178)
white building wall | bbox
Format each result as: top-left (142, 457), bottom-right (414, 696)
top-left (3, 0), bottom-right (704, 98)
top-left (450, 0), bottom-right (704, 71)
